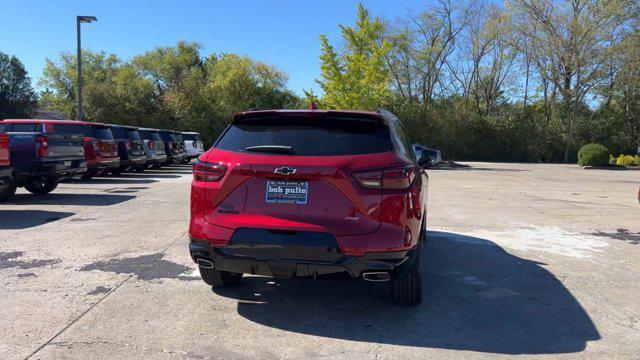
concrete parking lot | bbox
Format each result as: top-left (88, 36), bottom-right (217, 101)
top-left (0, 162), bottom-right (638, 359)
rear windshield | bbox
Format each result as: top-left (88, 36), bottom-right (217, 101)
top-left (92, 126), bottom-right (114, 140)
top-left (182, 133), bottom-right (200, 141)
top-left (159, 131), bottom-right (175, 141)
top-left (140, 130), bottom-right (162, 141)
top-left (215, 117), bottom-right (392, 156)
top-left (53, 124), bottom-right (89, 136)
top-left (111, 127), bottom-right (141, 141)
top-left (125, 129), bottom-right (141, 140)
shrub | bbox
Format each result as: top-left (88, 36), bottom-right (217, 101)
top-left (578, 144), bottom-right (610, 166)
top-left (615, 154), bottom-right (640, 166)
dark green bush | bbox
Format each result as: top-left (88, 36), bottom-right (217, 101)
top-left (578, 143), bottom-right (610, 166)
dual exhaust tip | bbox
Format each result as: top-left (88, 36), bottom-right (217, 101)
top-left (198, 258), bottom-right (390, 282)
top-left (362, 272), bottom-right (390, 282)
top-left (196, 258), bottom-right (214, 269)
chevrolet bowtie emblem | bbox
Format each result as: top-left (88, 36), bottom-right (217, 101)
top-left (274, 166), bottom-right (296, 175)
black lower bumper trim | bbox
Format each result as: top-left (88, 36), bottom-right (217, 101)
top-left (189, 233), bottom-right (412, 279)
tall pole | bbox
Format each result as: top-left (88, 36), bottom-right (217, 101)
top-left (76, 17), bottom-right (83, 121)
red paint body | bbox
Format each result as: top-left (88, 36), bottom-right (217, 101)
top-left (0, 133), bottom-right (9, 167)
top-left (189, 109), bottom-right (428, 257)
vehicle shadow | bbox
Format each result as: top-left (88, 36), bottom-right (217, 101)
top-left (117, 173), bottom-right (182, 179)
top-left (212, 231), bottom-right (599, 355)
top-left (4, 193), bottom-right (135, 206)
top-left (0, 210), bottom-right (75, 229)
top-left (64, 178), bottom-right (158, 185)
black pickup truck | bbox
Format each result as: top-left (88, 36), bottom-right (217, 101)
top-left (1, 120), bottom-right (87, 195)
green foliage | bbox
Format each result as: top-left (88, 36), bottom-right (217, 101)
top-left (614, 154), bottom-right (640, 166)
top-left (313, 3), bottom-right (391, 110)
top-left (0, 51), bottom-right (37, 118)
top-left (578, 144), bottom-right (610, 166)
top-left (39, 42), bottom-right (301, 146)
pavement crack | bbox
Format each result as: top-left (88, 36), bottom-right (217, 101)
top-left (25, 230), bottom-right (188, 359)
top-left (25, 273), bottom-right (134, 359)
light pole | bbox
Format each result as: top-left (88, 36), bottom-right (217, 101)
top-left (77, 15), bottom-right (97, 121)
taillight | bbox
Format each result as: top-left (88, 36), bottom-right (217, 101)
top-left (193, 160), bottom-right (226, 182)
top-left (92, 140), bottom-right (100, 153)
top-left (148, 140), bottom-right (155, 150)
top-left (36, 136), bottom-right (48, 157)
top-left (354, 166), bottom-right (416, 190)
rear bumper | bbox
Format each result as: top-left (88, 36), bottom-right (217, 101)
top-left (88, 157), bottom-right (120, 171)
top-left (119, 155), bottom-right (147, 168)
top-left (188, 228), bottom-right (414, 279)
top-left (0, 166), bottom-right (12, 179)
top-left (31, 160), bottom-right (87, 177)
top-left (0, 167), bottom-right (13, 185)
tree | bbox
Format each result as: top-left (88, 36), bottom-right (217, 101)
top-left (508, 0), bottom-right (634, 162)
top-left (0, 52), bottom-right (37, 118)
top-left (312, 3), bottom-right (392, 109)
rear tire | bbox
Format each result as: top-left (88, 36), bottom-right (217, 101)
top-left (0, 179), bottom-right (17, 202)
top-left (391, 240), bottom-right (423, 306)
top-left (111, 168), bottom-right (122, 176)
top-left (24, 177), bottom-right (59, 195)
top-left (199, 266), bottom-right (243, 287)
top-left (81, 169), bottom-right (95, 180)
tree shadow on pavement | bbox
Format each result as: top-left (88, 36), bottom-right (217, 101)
top-left (4, 193), bottom-right (135, 206)
top-left (64, 178), bottom-right (158, 185)
top-left (212, 231), bottom-right (599, 355)
top-left (0, 210), bottom-right (75, 229)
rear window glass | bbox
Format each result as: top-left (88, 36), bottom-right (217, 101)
top-left (9, 123), bottom-right (37, 132)
top-left (111, 127), bottom-right (141, 140)
top-left (182, 133), bottom-right (200, 141)
top-left (53, 124), bottom-right (89, 136)
top-left (159, 131), bottom-right (174, 141)
top-left (140, 130), bottom-right (162, 141)
top-left (125, 129), bottom-right (141, 141)
top-left (215, 117), bottom-right (392, 156)
top-left (110, 127), bottom-right (125, 138)
top-left (92, 126), bottom-right (114, 140)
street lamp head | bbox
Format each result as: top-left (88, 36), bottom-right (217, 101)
top-left (77, 15), bottom-right (98, 23)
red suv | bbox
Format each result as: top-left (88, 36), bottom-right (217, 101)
top-left (189, 109), bottom-right (428, 305)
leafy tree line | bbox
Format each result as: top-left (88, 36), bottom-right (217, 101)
top-left (36, 42), bottom-right (301, 146)
top-left (2, 0), bottom-right (639, 161)
top-left (313, 1), bottom-right (640, 162)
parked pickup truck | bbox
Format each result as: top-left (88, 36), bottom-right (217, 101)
top-left (1, 120), bottom-right (87, 195)
top-left (108, 124), bottom-right (147, 174)
top-left (0, 130), bottom-right (15, 201)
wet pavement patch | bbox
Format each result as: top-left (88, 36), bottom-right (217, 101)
top-left (88, 286), bottom-right (112, 295)
top-left (79, 253), bottom-right (199, 281)
top-left (0, 251), bottom-right (60, 270)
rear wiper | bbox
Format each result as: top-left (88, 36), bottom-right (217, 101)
top-left (244, 145), bottom-right (294, 155)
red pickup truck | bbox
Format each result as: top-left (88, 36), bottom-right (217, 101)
top-left (0, 131), bottom-right (15, 201)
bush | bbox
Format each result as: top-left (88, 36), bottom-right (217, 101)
top-left (578, 143), bottom-right (610, 166)
top-left (615, 154), bottom-right (640, 166)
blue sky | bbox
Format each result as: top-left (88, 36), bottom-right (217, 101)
top-left (1, 0), bottom-right (430, 95)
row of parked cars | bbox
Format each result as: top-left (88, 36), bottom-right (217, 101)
top-left (0, 119), bottom-right (204, 201)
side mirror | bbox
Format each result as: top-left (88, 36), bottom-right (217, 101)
top-left (417, 150), bottom-right (432, 169)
